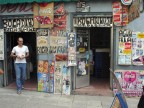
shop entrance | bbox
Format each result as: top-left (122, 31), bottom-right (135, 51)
top-left (4, 32), bottom-right (37, 91)
top-left (74, 27), bottom-right (112, 96)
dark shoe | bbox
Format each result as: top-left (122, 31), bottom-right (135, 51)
top-left (17, 90), bottom-right (21, 95)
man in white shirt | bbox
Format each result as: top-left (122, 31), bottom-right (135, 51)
top-left (11, 37), bottom-right (29, 94)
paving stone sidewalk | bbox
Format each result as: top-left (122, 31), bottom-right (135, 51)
top-left (0, 88), bottom-right (139, 108)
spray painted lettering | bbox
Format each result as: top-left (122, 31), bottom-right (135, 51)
top-left (0, 3), bottom-right (32, 13)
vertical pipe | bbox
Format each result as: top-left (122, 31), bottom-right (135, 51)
top-left (110, 25), bottom-right (114, 89)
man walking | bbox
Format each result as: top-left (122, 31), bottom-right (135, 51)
top-left (11, 37), bottom-right (29, 94)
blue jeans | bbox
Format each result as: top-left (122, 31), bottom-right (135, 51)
top-left (15, 63), bottom-right (26, 91)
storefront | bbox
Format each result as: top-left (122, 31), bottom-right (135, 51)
top-left (0, 1), bottom-right (114, 95)
top-left (0, 0), bottom-right (143, 96)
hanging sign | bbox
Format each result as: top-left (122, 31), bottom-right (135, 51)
top-left (3, 18), bottom-right (35, 32)
top-left (73, 17), bottom-right (112, 27)
top-left (112, 1), bottom-right (129, 26)
top-left (67, 32), bottom-right (77, 66)
top-left (33, 3), bottom-right (54, 28)
top-left (37, 29), bottom-right (49, 54)
top-left (0, 29), bottom-right (4, 60)
top-left (121, 0), bottom-right (133, 5)
top-left (118, 29), bottom-right (132, 65)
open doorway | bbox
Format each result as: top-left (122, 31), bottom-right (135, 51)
top-left (74, 27), bottom-right (112, 96)
top-left (89, 27), bottom-right (111, 95)
top-left (5, 32), bottom-right (37, 91)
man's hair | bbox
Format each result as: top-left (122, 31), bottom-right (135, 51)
top-left (17, 37), bottom-right (23, 41)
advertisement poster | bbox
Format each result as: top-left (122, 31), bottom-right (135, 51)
top-left (114, 70), bottom-right (144, 97)
top-left (132, 32), bottom-right (144, 65)
top-left (67, 32), bottom-right (77, 66)
top-left (49, 36), bottom-right (67, 53)
top-left (49, 60), bottom-right (54, 93)
top-left (37, 29), bottom-right (49, 54)
top-left (62, 67), bottom-right (71, 95)
top-left (54, 61), bottom-right (63, 94)
top-left (54, 3), bottom-right (67, 29)
top-left (128, 0), bottom-right (140, 23)
top-left (76, 29), bottom-right (88, 53)
top-left (37, 60), bottom-right (49, 92)
top-left (37, 60), bottom-right (48, 74)
top-left (77, 58), bottom-right (87, 76)
top-left (0, 29), bottom-right (4, 60)
top-left (54, 61), bottom-right (70, 95)
top-left (49, 29), bottom-right (66, 37)
top-left (37, 72), bottom-right (49, 92)
top-left (118, 29), bottom-right (132, 65)
top-left (33, 3), bottom-right (54, 28)
top-left (55, 54), bottom-right (68, 61)
top-left (112, 1), bottom-right (128, 26)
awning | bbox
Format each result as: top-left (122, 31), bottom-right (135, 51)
top-left (0, 0), bottom-right (78, 4)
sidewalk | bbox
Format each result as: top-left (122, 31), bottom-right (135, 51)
top-left (0, 88), bottom-right (139, 108)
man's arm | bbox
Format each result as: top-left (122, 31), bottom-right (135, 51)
top-left (25, 52), bottom-right (29, 58)
top-left (10, 52), bottom-right (17, 58)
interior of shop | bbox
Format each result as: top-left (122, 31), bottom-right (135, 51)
top-left (74, 27), bottom-right (112, 96)
top-left (5, 32), bottom-right (37, 91)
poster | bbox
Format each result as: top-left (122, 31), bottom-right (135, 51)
top-left (76, 29), bottom-right (88, 52)
top-left (37, 60), bottom-right (55, 93)
top-left (54, 61), bottom-right (63, 94)
top-left (49, 60), bottom-right (54, 93)
top-left (112, 1), bottom-right (129, 26)
top-left (67, 32), bottom-right (77, 66)
top-left (54, 3), bottom-right (67, 29)
top-left (128, 0), bottom-right (140, 23)
top-left (62, 66), bottom-right (71, 95)
top-left (37, 72), bottom-right (49, 92)
top-left (77, 58), bottom-right (87, 76)
top-left (49, 36), bottom-right (67, 53)
top-left (55, 54), bottom-right (68, 61)
top-left (38, 60), bottom-right (48, 73)
top-left (114, 70), bottom-right (144, 97)
top-left (37, 60), bottom-right (49, 92)
top-left (37, 29), bottom-right (49, 54)
top-left (54, 61), bottom-right (71, 95)
top-left (132, 32), bottom-right (144, 65)
top-left (0, 29), bottom-right (4, 60)
top-left (33, 3), bottom-right (54, 28)
top-left (118, 29), bottom-right (132, 65)
top-left (49, 29), bottom-right (66, 37)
